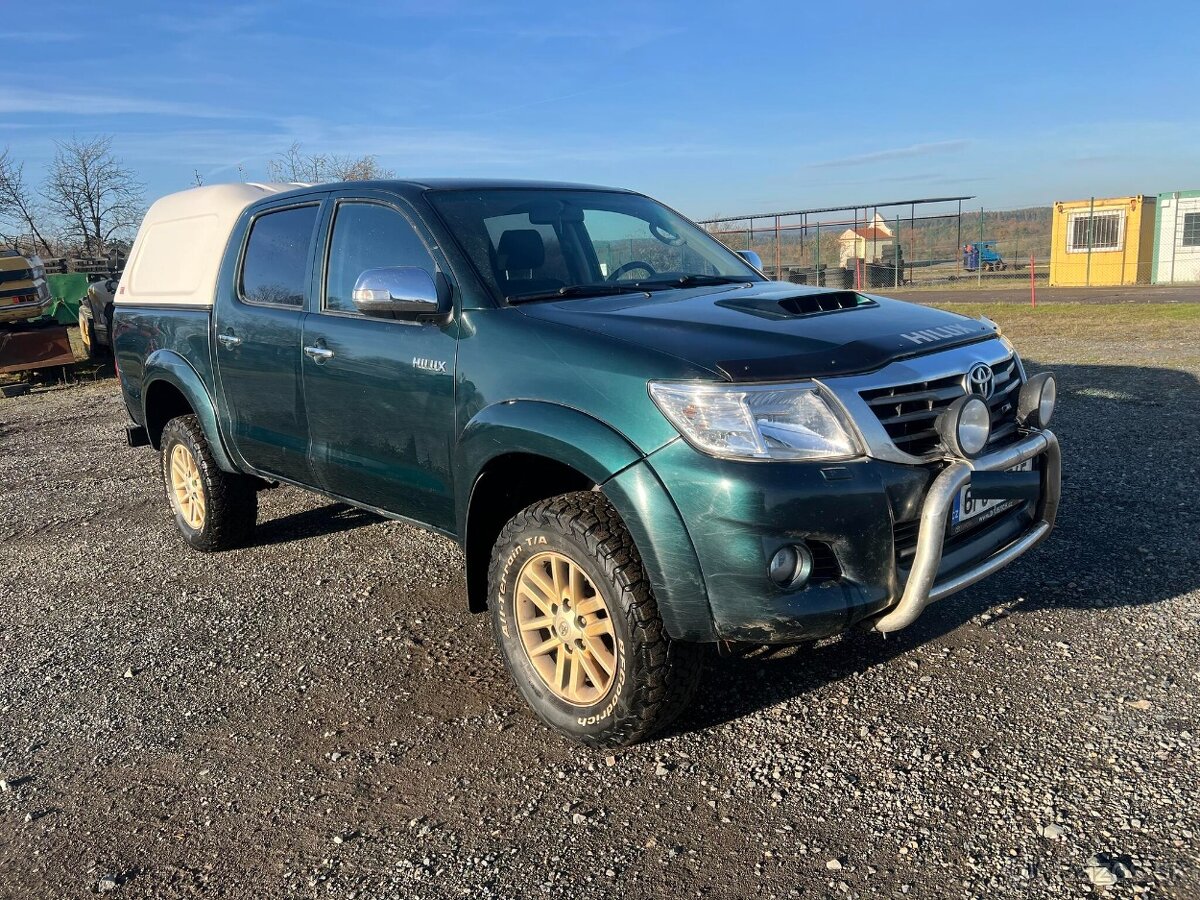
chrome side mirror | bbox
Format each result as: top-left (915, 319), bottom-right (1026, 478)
top-left (352, 267), bottom-right (449, 321)
top-left (737, 250), bottom-right (764, 271)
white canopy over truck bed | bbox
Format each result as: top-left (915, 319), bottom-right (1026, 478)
top-left (117, 183), bottom-right (306, 308)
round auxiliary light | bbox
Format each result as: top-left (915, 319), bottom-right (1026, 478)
top-left (1017, 372), bottom-right (1057, 429)
top-left (768, 543), bottom-right (814, 591)
top-left (937, 395), bottom-right (992, 458)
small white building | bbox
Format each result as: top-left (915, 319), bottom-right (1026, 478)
top-left (838, 213), bottom-right (893, 267)
top-left (1152, 190), bottom-right (1200, 284)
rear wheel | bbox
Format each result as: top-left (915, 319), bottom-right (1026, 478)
top-left (160, 415), bottom-right (257, 551)
top-left (489, 491), bottom-right (703, 748)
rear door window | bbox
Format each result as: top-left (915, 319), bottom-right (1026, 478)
top-left (239, 204), bottom-right (319, 307)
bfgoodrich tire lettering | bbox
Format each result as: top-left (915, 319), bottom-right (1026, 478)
top-left (488, 491), bottom-right (703, 748)
top-left (160, 414), bottom-right (257, 552)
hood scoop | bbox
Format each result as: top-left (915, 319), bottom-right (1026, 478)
top-left (716, 290), bottom-right (877, 321)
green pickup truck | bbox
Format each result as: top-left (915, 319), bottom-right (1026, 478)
top-left (113, 180), bottom-right (1060, 747)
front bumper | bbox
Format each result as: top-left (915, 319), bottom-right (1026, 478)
top-left (644, 428), bottom-right (1059, 643)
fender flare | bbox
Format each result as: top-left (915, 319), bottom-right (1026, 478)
top-left (142, 349), bottom-right (238, 472)
top-left (456, 400), bottom-right (714, 641)
top-left (455, 400), bottom-right (642, 531)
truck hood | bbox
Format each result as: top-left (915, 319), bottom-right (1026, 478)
top-left (515, 281), bottom-right (998, 381)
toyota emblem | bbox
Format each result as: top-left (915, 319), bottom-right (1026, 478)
top-left (965, 363), bottom-right (995, 400)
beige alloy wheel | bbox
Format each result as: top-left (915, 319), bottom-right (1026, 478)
top-left (514, 550), bottom-right (618, 707)
top-left (168, 443), bottom-right (206, 530)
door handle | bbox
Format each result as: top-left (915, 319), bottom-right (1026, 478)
top-left (217, 332), bottom-right (242, 348)
top-left (304, 345), bottom-right (335, 362)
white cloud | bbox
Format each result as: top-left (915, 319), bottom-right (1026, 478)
top-left (0, 87), bottom-right (236, 119)
top-left (807, 140), bottom-right (973, 169)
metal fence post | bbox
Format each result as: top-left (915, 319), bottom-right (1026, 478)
top-left (894, 214), bottom-right (900, 288)
top-left (978, 207), bottom-right (984, 287)
top-left (815, 221), bottom-right (821, 282)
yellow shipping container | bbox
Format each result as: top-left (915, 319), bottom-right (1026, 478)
top-left (1049, 195), bottom-right (1155, 286)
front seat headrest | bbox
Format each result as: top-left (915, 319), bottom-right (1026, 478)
top-left (496, 229), bottom-right (545, 272)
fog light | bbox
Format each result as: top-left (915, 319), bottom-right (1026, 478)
top-left (768, 543), bottom-right (814, 590)
top-left (1017, 372), bottom-right (1056, 429)
top-left (936, 395), bottom-right (992, 458)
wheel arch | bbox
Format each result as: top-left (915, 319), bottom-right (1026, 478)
top-left (456, 401), bottom-right (644, 616)
top-left (142, 349), bottom-right (238, 472)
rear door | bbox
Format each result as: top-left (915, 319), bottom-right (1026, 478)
top-left (213, 199), bottom-right (323, 483)
top-left (301, 194), bottom-right (458, 531)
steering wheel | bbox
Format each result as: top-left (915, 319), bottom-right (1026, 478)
top-left (607, 260), bottom-right (657, 282)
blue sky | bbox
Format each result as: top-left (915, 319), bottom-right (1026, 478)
top-left (3, 0), bottom-right (1197, 219)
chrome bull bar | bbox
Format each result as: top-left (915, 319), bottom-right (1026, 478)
top-left (873, 429), bottom-right (1061, 634)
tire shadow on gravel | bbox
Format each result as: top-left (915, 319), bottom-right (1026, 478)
top-left (666, 360), bottom-right (1200, 739)
top-left (253, 501), bottom-right (382, 546)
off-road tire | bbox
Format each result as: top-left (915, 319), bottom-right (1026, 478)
top-left (160, 415), bottom-right (257, 552)
top-left (488, 491), bottom-right (703, 748)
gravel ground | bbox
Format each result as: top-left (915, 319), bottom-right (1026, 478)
top-left (1, 344), bottom-right (1198, 899)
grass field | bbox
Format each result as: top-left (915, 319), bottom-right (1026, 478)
top-left (919, 301), bottom-right (1200, 371)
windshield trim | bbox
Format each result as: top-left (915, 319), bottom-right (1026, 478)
top-left (423, 186), bottom-right (767, 308)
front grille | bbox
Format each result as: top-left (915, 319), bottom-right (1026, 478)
top-left (859, 355), bottom-right (1022, 456)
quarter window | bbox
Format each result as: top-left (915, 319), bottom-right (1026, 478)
top-left (1067, 210), bottom-right (1123, 252)
top-left (324, 202), bottom-right (436, 314)
top-left (240, 205), bottom-right (319, 307)
top-left (1181, 212), bottom-right (1200, 248)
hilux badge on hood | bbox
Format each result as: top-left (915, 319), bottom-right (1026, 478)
top-left (900, 324), bottom-right (975, 345)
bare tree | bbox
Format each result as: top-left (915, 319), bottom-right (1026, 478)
top-left (267, 141), bottom-right (393, 183)
top-left (0, 146), bottom-right (52, 255)
top-left (43, 135), bottom-right (144, 255)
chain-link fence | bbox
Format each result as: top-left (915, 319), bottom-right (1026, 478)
top-left (699, 197), bottom-right (1052, 291)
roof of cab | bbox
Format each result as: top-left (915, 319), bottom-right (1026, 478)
top-left (255, 177), bottom-right (634, 207)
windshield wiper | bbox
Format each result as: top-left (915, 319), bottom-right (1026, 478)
top-left (507, 283), bottom-right (652, 304)
top-left (635, 274), bottom-right (755, 289)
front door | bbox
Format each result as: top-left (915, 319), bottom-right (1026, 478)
top-left (213, 200), bottom-right (321, 484)
top-left (301, 197), bottom-right (458, 531)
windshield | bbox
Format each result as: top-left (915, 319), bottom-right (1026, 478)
top-left (427, 188), bottom-right (764, 302)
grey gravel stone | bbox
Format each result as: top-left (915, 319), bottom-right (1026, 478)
top-left (1, 332), bottom-right (1197, 899)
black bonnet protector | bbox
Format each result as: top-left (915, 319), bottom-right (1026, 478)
top-left (717, 313), bottom-right (997, 381)
top-left (517, 283), bottom-right (999, 382)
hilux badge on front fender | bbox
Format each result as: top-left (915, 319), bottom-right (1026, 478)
top-left (412, 357), bottom-right (448, 374)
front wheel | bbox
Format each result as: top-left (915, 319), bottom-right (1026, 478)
top-left (160, 415), bottom-right (258, 551)
top-left (489, 492), bottom-right (703, 748)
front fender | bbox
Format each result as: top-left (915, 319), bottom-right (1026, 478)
top-left (143, 349), bottom-right (237, 473)
top-left (455, 401), bottom-right (642, 528)
top-left (456, 400), bottom-right (714, 641)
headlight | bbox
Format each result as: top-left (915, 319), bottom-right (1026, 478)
top-left (648, 381), bottom-right (861, 461)
top-left (936, 395), bottom-right (991, 457)
top-left (1017, 372), bottom-right (1056, 429)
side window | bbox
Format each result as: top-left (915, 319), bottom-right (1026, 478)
top-left (240, 205), bottom-right (319, 307)
top-left (324, 202), bottom-right (436, 314)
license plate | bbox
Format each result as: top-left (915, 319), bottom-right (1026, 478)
top-left (952, 458), bottom-right (1033, 531)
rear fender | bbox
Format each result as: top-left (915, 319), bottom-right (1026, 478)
top-left (143, 349), bottom-right (237, 472)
